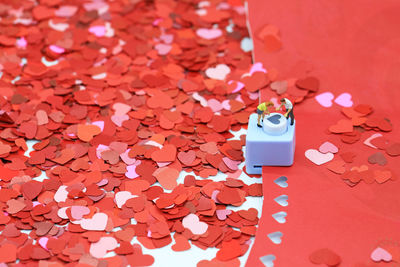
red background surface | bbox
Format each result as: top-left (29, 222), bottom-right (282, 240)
top-left (246, 0), bottom-right (400, 266)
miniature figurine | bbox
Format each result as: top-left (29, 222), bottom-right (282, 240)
top-left (256, 101), bottom-right (273, 128)
top-left (276, 98), bottom-right (294, 126)
top-left (245, 111), bottom-right (295, 174)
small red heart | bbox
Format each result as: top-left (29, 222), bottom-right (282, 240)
top-left (126, 244), bottom-right (154, 266)
top-left (340, 152), bottom-right (356, 163)
top-left (0, 243), bottom-right (17, 263)
top-left (241, 72), bottom-right (270, 92)
top-left (326, 159), bottom-right (346, 174)
top-left (171, 233), bottom-right (191, 252)
top-left (386, 143), bottom-right (400, 157)
top-left (309, 248), bottom-right (341, 266)
top-left (2, 223), bottom-right (20, 238)
top-left (216, 239), bottom-right (243, 261)
top-left (0, 142), bottom-right (11, 155)
top-left (21, 180), bottom-right (43, 200)
top-left (295, 76), bottom-right (320, 92)
top-left (238, 208), bottom-right (258, 221)
top-left (329, 119), bottom-right (353, 133)
top-left (147, 91), bottom-right (173, 109)
top-left (217, 187), bottom-right (242, 205)
top-left (205, 153), bottom-right (224, 169)
top-left (151, 144), bottom-right (177, 162)
top-left (115, 241), bottom-right (134, 255)
top-left (354, 104), bottom-right (373, 115)
top-left (374, 170), bottom-right (392, 184)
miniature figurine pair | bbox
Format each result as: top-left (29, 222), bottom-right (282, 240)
top-left (257, 98), bottom-right (294, 127)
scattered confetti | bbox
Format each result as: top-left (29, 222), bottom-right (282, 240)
top-left (370, 247), bottom-right (392, 262)
top-left (0, 0), bottom-right (262, 266)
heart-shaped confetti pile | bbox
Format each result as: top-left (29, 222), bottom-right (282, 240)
top-left (0, 1), bottom-right (266, 266)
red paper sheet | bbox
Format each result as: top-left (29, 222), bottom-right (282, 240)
top-left (246, 0), bottom-right (400, 265)
top-left (246, 101), bottom-right (400, 266)
top-left (247, 0), bottom-right (400, 98)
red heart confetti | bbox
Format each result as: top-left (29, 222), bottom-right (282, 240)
top-left (309, 248), bottom-right (341, 266)
top-left (0, 0), bottom-right (265, 266)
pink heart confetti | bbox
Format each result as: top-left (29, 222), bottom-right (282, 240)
top-left (144, 140), bottom-right (163, 149)
top-left (89, 25), bottom-right (106, 37)
top-left (196, 28), bottom-right (222, 40)
top-left (182, 214), bottom-right (208, 235)
top-left (192, 92), bottom-right (208, 106)
top-left (91, 121), bottom-right (104, 131)
top-left (90, 237), bottom-right (118, 259)
top-left (248, 91), bottom-right (259, 100)
top-left (222, 157), bottom-right (240, 171)
top-left (205, 64), bottom-right (230, 81)
top-left (96, 144), bottom-right (109, 159)
top-left (211, 190), bottom-right (220, 203)
top-left (38, 237), bottom-right (49, 250)
top-left (125, 164), bottom-right (140, 179)
top-left (318, 141), bottom-right (338, 154)
top-left (54, 185), bottom-right (68, 203)
top-left (57, 207), bottom-right (68, 219)
top-left (115, 191), bottom-right (136, 208)
top-left (155, 43), bottom-right (172, 55)
top-left (371, 247), bottom-right (392, 262)
top-left (111, 114), bottom-right (129, 127)
top-left (80, 213), bottom-right (108, 231)
top-left (97, 179), bottom-right (108, 187)
top-left (70, 206), bottom-right (90, 220)
top-left (16, 37), bottom-right (27, 48)
top-left (334, 92), bottom-right (353, 107)
top-left (92, 73), bottom-right (107, 80)
top-left (315, 92), bottom-right (334, 108)
top-left (216, 209), bottom-right (232, 220)
top-left (227, 80), bottom-right (244, 93)
top-left (221, 100), bottom-right (231, 110)
top-left (121, 149), bottom-right (136, 165)
top-left (160, 33), bottom-right (173, 44)
top-left (227, 169), bottom-right (242, 179)
top-left (248, 62), bottom-right (267, 75)
top-left (55, 6), bottom-right (78, 17)
top-left (305, 149), bottom-right (334, 165)
top-left (113, 102), bottom-right (131, 116)
top-left (157, 162), bottom-right (171, 168)
top-left (152, 18), bottom-right (163, 26)
top-left (207, 99), bottom-right (223, 112)
top-left (49, 45), bottom-right (65, 54)
top-left (49, 20), bottom-right (69, 31)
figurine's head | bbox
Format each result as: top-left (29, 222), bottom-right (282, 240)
top-left (280, 98), bottom-right (286, 103)
top-left (266, 102), bottom-right (273, 106)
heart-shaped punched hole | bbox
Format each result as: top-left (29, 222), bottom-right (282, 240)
top-left (272, 211), bottom-right (287, 223)
top-left (260, 254), bottom-right (276, 267)
top-left (274, 195), bottom-right (288, 206)
top-left (274, 176), bottom-right (288, 188)
top-left (268, 231), bottom-right (283, 244)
